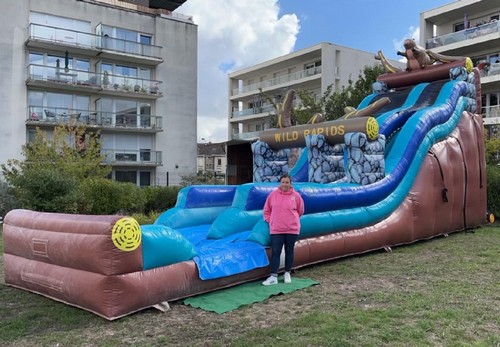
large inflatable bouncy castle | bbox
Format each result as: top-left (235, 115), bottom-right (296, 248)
top-left (3, 42), bottom-right (487, 319)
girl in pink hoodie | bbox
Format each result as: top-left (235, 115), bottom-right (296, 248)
top-left (262, 173), bottom-right (305, 285)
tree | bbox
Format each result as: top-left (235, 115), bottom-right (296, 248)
top-left (0, 179), bottom-right (19, 217)
top-left (297, 64), bottom-right (385, 122)
top-left (1, 125), bottom-right (111, 213)
top-left (485, 134), bottom-right (500, 165)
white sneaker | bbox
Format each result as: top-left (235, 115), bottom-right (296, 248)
top-left (284, 272), bottom-right (291, 283)
top-left (262, 275), bottom-right (278, 286)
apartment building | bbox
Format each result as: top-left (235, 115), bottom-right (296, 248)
top-left (420, 0), bottom-right (500, 135)
top-left (226, 42), bottom-right (404, 184)
top-left (0, 0), bottom-right (197, 186)
top-left (227, 42), bottom-right (404, 141)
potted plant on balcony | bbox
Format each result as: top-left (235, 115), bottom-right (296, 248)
top-left (150, 82), bottom-right (159, 94)
top-left (123, 78), bottom-right (132, 92)
top-left (102, 71), bottom-right (111, 88)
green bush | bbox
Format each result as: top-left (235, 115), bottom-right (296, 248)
top-left (142, 186), bottom-right (181, 214)
top-left (130, 211), bottom-right (161, 225)
top-left (77, 179), bottom-right (145, 215)
top-left (10, 168), bottom-right (78, 213)
top-left (486, 164), bottom-right (500, 217)
top-left (0, 180), bottom-right (20, 217)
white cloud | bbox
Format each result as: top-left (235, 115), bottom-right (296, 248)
top-left (176, 0), bottom-right (300, 143)
top-left (392, 26), bottom-right (421, 50)
top-left (392, 26), bottom-right (421, 63)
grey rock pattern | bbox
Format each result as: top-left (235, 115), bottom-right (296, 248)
top-left (305, 134), bottom-right (345, 183)
top-left (344, 133), bottom-right (386, 185)
top-left (251, 141), bottom-right (290, 182)
top-left (449, 67), bottom-right (477, 113)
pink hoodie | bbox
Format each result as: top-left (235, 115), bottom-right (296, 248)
top-left (263, 187), bottom-right (305, 235)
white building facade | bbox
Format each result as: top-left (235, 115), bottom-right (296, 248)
top-left (421, 0), bottom-right (500, 130)
top-left (0, 0), bottom-right (197, 186)
top-left (227, 42), bottom-right (402, 141)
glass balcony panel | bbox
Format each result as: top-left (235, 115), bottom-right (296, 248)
top-left (28, 23), bottom-right (162, 59)
top-left (426, 20), bottom-right (500, 49)
top-left (27, 105), bottom-right (161, 130)
top-left (482, 105), bottom-right (500, 118)
top-left (27, 64), bottom-right (162, 95)
top-left (232, 131), bottom-right (261, 140)
top-left (233, 66), bottom-right (322, 96)
top-left (101, 149), bottom-right (162, 165)
top-left (232, 104), bottom-right (275, 117)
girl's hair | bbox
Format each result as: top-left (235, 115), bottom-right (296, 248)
top-left (279, 173), bottom-right (291, 182)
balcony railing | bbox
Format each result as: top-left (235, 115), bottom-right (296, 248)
top-left (482, 105), bottom-right (500, 118)
top-left (27, 64), bottom-right (162, 96)
top-left (102, 149), bottom-right (162, 165)
top-left (231, 99), bottom-right (309, 118)
top-left (426, 20), bottom-right (500, 49)
top-left (27, 106), bottom-right (162, 130)
top-left (28, 23), bottom-right (162, 59)
top-left (478, 62), bottom-right (500, 78)
top-left (231, 131), bottom-right (261, 140)
top-left (232, 66), bottom-right (322, 96)
top-left (232, 104), bottom-right (276, 117)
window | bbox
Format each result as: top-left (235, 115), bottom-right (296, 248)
top-left (29, 53), bottom-right (43, 65)
top-left (116, 99), bottom-right (137, 126)
top-left (27, 129), bottom-right (36, 143)
top-left (29, 52), bottom-right (89, 82)
top-left (454, 22), bottom-right (467, 32)
top-left (140, 103), bottom-right (152, 127)
top-left (97, 98), bottom-right (151, 127)
top-left (28, 91), bottom-right (89, 121)
top-left (217, 158), bottom-right (222, 166)
top-left (98, 62), bottom-right (151, 90)
top-left (490, 93), bottom-right (498, 107)
top-left (140, 172), bottom-right (151, 186)
top-left (305, 61), bottom-right (321, 76)
top-left (140, 149), bottom-right (151, 161)
top-left (140, 35), bottom-right (152, 45)
top-left (115, 171), bottom-right (137, 184)
top-left (31, 12), bottom-right (89, 32)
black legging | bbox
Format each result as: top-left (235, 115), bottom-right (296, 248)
top-left (270, 234), bottom-right (298, 274)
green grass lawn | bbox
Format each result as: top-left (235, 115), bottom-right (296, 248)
top-left (1, 225), bottom-right (499, 347)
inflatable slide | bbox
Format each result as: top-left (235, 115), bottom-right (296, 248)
top-left (3, 49), bottom-right (487, 320)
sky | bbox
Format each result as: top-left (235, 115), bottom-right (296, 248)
top-left (175, 0), bottom-right (454, 143)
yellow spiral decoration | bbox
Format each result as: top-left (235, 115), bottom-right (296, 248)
top-left (111, 217), bottom-right (141, 251)
top-left (465, 57), bottom-right (473, 73)
top-left (366, 117), bottom-right (379, 140)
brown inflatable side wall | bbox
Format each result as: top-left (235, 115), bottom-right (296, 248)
top-left (377, 59), bottom-right (467, 89)
top-left (2, 114), bottom-right (486, 320)
top-left (3, 210), bottom-right (142, 275)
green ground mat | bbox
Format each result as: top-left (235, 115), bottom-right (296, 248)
top-left (183, 276), bottom-right (319, 314)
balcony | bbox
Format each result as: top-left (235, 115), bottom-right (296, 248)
top-left (231, 66), bottom-right (322, 97)
top-left (231, 131), bottom-right (261, 141)
top-left (26, 64), bottom-right (162, 99)
top-left (102, 149), bottom-right (162, 166)
top-left (27, 23), bottom-right (163, 65)
top-left (231, 99), bottom-right (308, 119)
top-left (232, 104), bottom-right (276, 118)
top-left (426, 20), bottom-right (500, 54)
top-left (482, 105), bottom-right (500, 125)
top-left (27, 106), bottom-right (163, 132)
